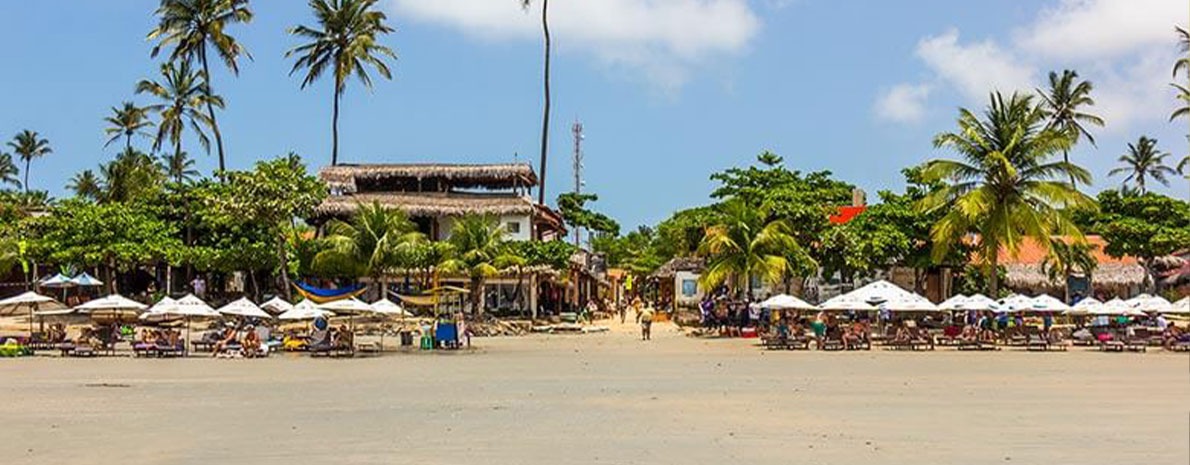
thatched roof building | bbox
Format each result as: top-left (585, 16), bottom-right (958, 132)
top-left (650, 257), bottom-right (705, 280)
top-left (320, 163), bottom-right (538, 194)
top-left (996, 235), bottom-right (1146, 295)
top-left (316, 192), bottom-right (539, 218)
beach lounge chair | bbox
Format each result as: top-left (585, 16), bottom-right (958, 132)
top-left (820, 334), bottom-right (845, 351)
top-left (936, 326), bottom-right (963, 346)
top-left (956, 338), bottom-right (998, 351)
top-left (1123, 334), bottom-right (1147, 353)
top-left (133, 342), bottom-right (157, 358)
top-left (910, 329), bottom-right (934, 351)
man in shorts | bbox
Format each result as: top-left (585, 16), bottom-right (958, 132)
top-left (638, 305), bottom-right (655, 341)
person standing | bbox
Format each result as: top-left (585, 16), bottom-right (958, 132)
top-left (638, 304), bottom-right (655, 341)
top-left (190, 275), bottom-right (207, 299)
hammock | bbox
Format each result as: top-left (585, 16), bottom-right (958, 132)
top-left (292, 282), bottom-right (367, 304)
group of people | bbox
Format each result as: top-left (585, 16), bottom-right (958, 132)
top-left (200, 322), bottom-right (273, 358)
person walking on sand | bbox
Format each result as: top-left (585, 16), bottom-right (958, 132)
top-left (638, 305), bottom-right (655, 341)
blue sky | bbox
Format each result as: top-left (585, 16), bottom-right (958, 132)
top-left (0, 0), bottom-right (1185, 229)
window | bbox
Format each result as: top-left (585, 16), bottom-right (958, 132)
top-left (681, 279), bottom-right (698, 297)
top-left (506, 221), bottom-right (522, 234)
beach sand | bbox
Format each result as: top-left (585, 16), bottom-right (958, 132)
top-left (2, 321), bottom-right (1188, 465)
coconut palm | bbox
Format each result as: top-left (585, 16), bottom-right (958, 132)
top-left (1109, 136), bottom-right (1176, 193)
top-left (286, 0), bottom-right (396, 167)
top-left (521, 0), bottom-right (552, 205)
top-left (103, 102), bottom-right (155, 150)
top-left (0, 153), bottom-right (20, 189)
top-left (1174, 26), bottom-right (1189, 79)
top-left (316, 201), bottom-right (420, 295)
top-left (7, 130), bottom-right (52, 193)
top-left (137, 61), bottom-right (221, 165)
top-left (162, 151), bottom-right (200, 184)
top-left (1039, 238), bottom-right (1098, 304)
top-left (697, 198), bottom-right (802, 300)
top-left (148, 0), bottom-right (253, 173)
top-left (1037, 69), bottom-right (1103, 186)
top-left (441, 215), bottom-right (513, 314)
top-left (918, 92), bottom-right (1095, 296)
top-left (67, 170), bottom-right (103, 201)
top-left (101, 148), bottom-right (167, 203)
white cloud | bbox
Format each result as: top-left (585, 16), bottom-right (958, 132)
top-left (1017, 0), bottom-right (1186, 60)
top-left (875, 84), bottom-right (931, 124)
top-left (876, 0), bottom-right (1188, 129)
top-left (915, 29), bottom-right (1036, 102)
top-left (390, 0), bottom-right (761, 90)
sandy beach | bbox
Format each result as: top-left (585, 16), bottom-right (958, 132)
top-left (2, 321), bottom-right (1188, 465)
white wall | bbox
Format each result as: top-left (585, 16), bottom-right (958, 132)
top-left (439, 214), bottom-right (531, 242)
top-left (674, 271), bottom-right (703, 307)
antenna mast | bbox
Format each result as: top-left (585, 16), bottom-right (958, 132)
top-left (572, 119), bottom-right (584, 247)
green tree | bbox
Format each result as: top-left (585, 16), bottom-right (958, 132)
top-left (441, 215), bottom-right (513, 314)
top-left (103, 102), bottom-right (155, 150)
top-left (1109, 136), bottom-right (1176, 194)
top-left (100, 148), bottom-right (166, 203)
top-left (286, 0), bottom-right (396, 167)
top-left (1078, 190), bottom-right (1190, 292)
top-left (67, 170), bottom-right (103, 201)
top-left (697, 198), bottom-right (807, 300)
top-left (918, 92), bottom-right (1094, 296)
top-left (1040, 238), bottom-right (1098, 303)
top-left (8, 130), bottom-right (52, 194)
top-left (556, 192), bottom-right (620, 245)
top-left (520, 0), bottom-right (552, 206)
top-left (149, 0), bottom-right (253, 174)
top-left (0, 152), bottom-right (20, 189)
top-left (317, 202), bottom-right (417, 293)
top-left (137, 61), bottom-right (222, 166)
top-left (163, 151), bottom-right (200, 184)
top-left (1037, 69), bottom-right (1103, 186)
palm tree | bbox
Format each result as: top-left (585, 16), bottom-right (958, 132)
top-left (286, 0), bottom-right (396, 167)
top-left (7, 130), bottom-right (52, 193)
top-left (137, 61), bottom-right (221, 165)
top-left (521, 0), bottom-right (552, 206)
top-left (442, 215), bottom-right (511, 314)
top-left (0, 153), bottom-right (20, 189)
top-left (697, 198), bottom-right (802, 300)
top-left (67, 170), bottom-right (103, 201)
top-left (103, 102), bottom-right (155, 150)
top-left (148, 0), bottom-right (253, 173)
top-left (1109, 136), bottom-right (1176, 193)
top-left (1039, 238), bottom-right (1098, 304)
top-left (162, 151), bottom-right (200, 184)
top-left (918, 92), bottom-right (1095, 296)
top-left (101, 148), bottom-right (167, 203)
top-left (1174, 26), bottom-right (1189, 79)
top-left (1037, 69), bottom-right (1104, 186)
top-left (317, 201), bottom-right (420, 297)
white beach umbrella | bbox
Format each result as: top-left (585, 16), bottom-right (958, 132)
top-left (0, 291), bottom-right (67, 335)
top-left (1169, 297), bottom-right (1190, 315)
top-left (1090, 298), bottom-right (1145, 316)
top-left (71, 294), bottom-right (148, 320)
top-left (140, 294), bottom-right (220, 356)
top-left (818, 294), bottom-right (877, 311)
top-left (217, 297), bottom-right (272, 319)
top-left (260, 296), bottom-right (294, 315)
top-left (1066, 297), bottom-right (1103, 315)
top-left (1128, 294), bottom-right (1175, 313)
top-left (278, 299), bottom-right (336, 320)
top-left (758, 294), bottom-right (818, 311)
top-left (997, 294), bottom-right (1034, 313)
top-left (937, 294), bottom-right (970, 311)
top-left (1028, 295), bottom-right (1071, 313)
top-left (841, 280), bottom-right (921, 305)
top-left (879, 295), bottom-right (941, 312)
top-left (370, 298), bottom-right (413, 317)
top-left (39, 273), bottom-right (76, 289)
top-left (317, 297), bottom-right (375, 316)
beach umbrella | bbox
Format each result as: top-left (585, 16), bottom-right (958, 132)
top-left (278, 299), bottom-right (336, 320)
top-left (38, 273), bottom-right (76, 289)
top-left (937, 294), bottom-right (970, 311)
top-left (839, 280), bottom-right (922, 305)
top-left (997, 294), bottom-right (1035, 313)
top-left (818, 293), bottom-right (877, 311)
top-left (758, 294), bottom-right (817, 311)
top-left (1169, 297), bottom-right (1190, 315)
top-left (371, 298), bottom-right (413, 317)
top-left (69, 272), bottom-right (104, 287)
top-left (1066, 297), bottom-right (1103, 316)
top-left (878, 295), bottom-right (940, 312)
top-left (317, 298), bottom-right (375, 315)
top-left (1089, 298), bottom-right (1145, 317)
top-left (1127, 294), bottom-right (1175, 313)
top-left (140, 294), bottom-right (220, 355)
top-left (71, 294), bottom-right (148, 321)
top-left (1027, 295), bottom-right (1071, 313)
top-left (962, 294), bottom-right (999, 311)
top-left (217, 297), bottom-right (272, 319)
top-left (260, 297), bottom-right (294, 315)
top-left (0, 291), bottom-right (67, 335)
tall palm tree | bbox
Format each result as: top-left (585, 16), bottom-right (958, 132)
top-left (918, 92), bottom-right (1094, 296)
top-left (287, 0), bottom-right (396, 167)
top-left (137, 61), bottom-right (221, 165)
top-left (0, 153), bottom-right (20, 189)
top-left (317, 201), bottom-right (420, 296)
top-left (1108, 136), bottom-right (1176, 194)
top-left (697, 198), bottom-right (801, 300)
top-left (148, 0), bottom-right (253, 173)
top-left (1037, 69), bottom-right (1104, 186)
top-left (442, 215), bottom-right (512, 314)
top-left (1039, 237), bottom-right (1098, 304)
top-left (521, 0), bottom-right (551, 206)
top-left (162, 151), bottom-right (200, 184)
top-left (101, 148), bottom-right (167, 203)
top-left (103, 102), bottom-right (155, 150)
top-left (7, 130), bottom-right (52, 193)
top-left (1174, 26), bottom-right (1189, 79)
top-left (67, 170), bottom-right (103, 201)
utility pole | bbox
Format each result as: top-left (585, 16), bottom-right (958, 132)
top-left (572, 119), bottom-right (584, 247)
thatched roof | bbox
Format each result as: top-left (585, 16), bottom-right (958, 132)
top-left (314, 192), bottom-right (539, 219)
top-left (650, 257), bottom-right (705, 279)
top-left (1004, 263), bottom-right (1146, 292)
top-left (320, 163), bottom-right (538, 193)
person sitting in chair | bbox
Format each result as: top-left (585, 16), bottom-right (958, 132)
top-left (242, 326), bottom-right (261, 358)
top-left (333, 325), bottom-right (354, 351)
top-left (210, 327), bottom-right (240, 357)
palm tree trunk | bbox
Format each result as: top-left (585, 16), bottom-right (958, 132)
top-left (987, 252), bottom-right (999, 297)
top-left (1064, 150), bottom-right (1075, 187)
top-left (126, 133), bottom-right (132, 151)
top-left (23, 159), bottom-right (30, 194)
top-left (332, 82), bottom-right (341, 166)
top-left (535, 0), bottom-right (551, 206)
top-left (277, 235), bottom-right (292, 300)
top-left (199, 45), bottom-right (226, 175)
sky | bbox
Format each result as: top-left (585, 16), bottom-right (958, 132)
top-left (0, 0), bottom-right (1186, 229)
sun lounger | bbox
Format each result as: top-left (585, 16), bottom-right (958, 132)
top-left (133, 343), bottom-right (157, 358)
top-left (356, 342), bottom-right (382, 356)
top-left (1123, 337), bottom-right (1147, 353)
top-left (70, 346), bottom-right (97, 357)
top-left (820, 335), bottom-right (845, 351)
top-left (1099, 340), bottom-right (1126, 352)
top-left (957, 339), bottom-right (999, 351)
